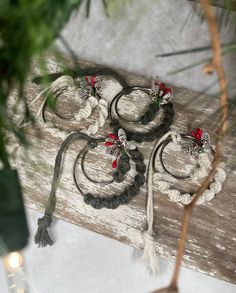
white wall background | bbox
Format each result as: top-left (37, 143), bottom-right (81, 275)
top-left (57, 0), bottom-right (236, 98)
top-left (1, 0), bottom-right (236, 292)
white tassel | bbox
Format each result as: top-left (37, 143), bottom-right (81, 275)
top-left (140, 130), bottom-right (179, 276)
top-left (141, 231), bottom-right (159, 277)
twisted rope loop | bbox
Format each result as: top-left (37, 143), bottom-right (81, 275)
top-left (82, 99), bottom-right (108, 135)
top-left (141, 130), bottom-right (226, 275)
top-left (21, 75), bottom-right (109, 139)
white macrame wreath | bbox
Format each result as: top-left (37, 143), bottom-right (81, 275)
top-left (19, 75), bottom-right (108, 139)
top-left (140, 129), bottom-right (226, 276)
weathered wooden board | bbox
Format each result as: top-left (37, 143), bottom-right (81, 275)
top-left (10, 53), bottom-right (236, 284)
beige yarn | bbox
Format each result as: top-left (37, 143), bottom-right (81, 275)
top-left (19, 75), bottom-right (108, 138)
top-left (141, 130), bottom-right (226, 276)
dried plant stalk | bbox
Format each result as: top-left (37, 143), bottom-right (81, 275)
top-left (152, 0), bottom-right (229, 292)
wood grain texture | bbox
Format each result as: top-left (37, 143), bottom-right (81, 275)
top-left (10, 53), bottom-right (236, 284)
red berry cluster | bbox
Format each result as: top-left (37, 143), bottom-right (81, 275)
top-left (84, 75), bottom-right (96, 87)
top-left (191, 128), bottom-right (203, 141)
top-left (159, 83), bottom-right (172, 96)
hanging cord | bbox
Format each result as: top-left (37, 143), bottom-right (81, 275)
top-left (140, 130), bottom-right (180, 276)
top-left (34, 132), bottom-right (94, 247)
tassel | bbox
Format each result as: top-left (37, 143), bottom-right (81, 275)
top-left (140, 231), bottom-right (159, 277)
top-left (34, 214), bottom-right (53, 247)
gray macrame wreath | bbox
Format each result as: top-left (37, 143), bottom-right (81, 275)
top-left (34, 129), bottom-right (146, 248)
top-left (109, 80), bottom-right (175, 143)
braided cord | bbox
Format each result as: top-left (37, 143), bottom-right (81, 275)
top-left (81, 98), bottom-right (108, 135)
top-left (153, 162), bottom-right (226, 205)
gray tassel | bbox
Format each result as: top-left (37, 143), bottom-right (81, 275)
top-left (34, 214), bottom-right (53, 247)
top-left (34, 133), bottom-right (94, 248)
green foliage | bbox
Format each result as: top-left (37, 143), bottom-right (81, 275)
top-left (0, 0), bottom-right (86, 251)
top-left (0, 167), bottom-right (29, 254)
top-left (103, 0), bottom-right (133, 17)
top-left (0, 0), bottom-right (83, 164)
top-left (156, 41), bottom-right (236, 58)
top-left (1, 0), bottom-right (81, 83)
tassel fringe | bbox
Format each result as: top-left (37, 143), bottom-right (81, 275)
top-left (140, 231), bottom-right (159, 277)
top-left (34, 214), bottom-right (53, 247)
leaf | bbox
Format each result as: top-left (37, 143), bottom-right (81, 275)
top-left (105, 141), bottom-right (114, 146)
top-left (102, 0), bottom-right (109, 17)
top-left (167, 42), bottom-right (236, 75)
top-left (118, 128), bottom-right (127, 142)
top-left (156, 41), bottom-right (236, 58)
top-left (86, 0), bottom-right (91, 17)
top-left (0, 168), bottom-right (29, 253)
top-left (105, 0), bottom-right (133, 18)
top-left (169, 58), bottom-right (209, 75)
top-left (112, 159), bottom-right (118, 169)
top-left (126, 142), bottom-right (136, 150)
top-left (109, 133), bottom-right (118, 140)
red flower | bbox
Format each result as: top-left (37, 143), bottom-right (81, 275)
top-left (104, 133), bottom-right (120, 168)
top-left (191, 128), bottom-right (203, 141)
top-left (105, 141), bottom-right (114, 147)
top-left (85, 75), bottom-right (89, 84)
top-left (91, 75), bottom-right (96, 87)
top-left (164, 88), bottom-right (172, 94)
top-left (109, 133), bottom-right (118, 140)
top-left (84, 75), bottom-right (96, 87)
top-left (104, 129), bottom-right (135, 169)
top-left (160, 83), bottom-right (166, 91)
top-left (159, 83), bottom-right (171, 96)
